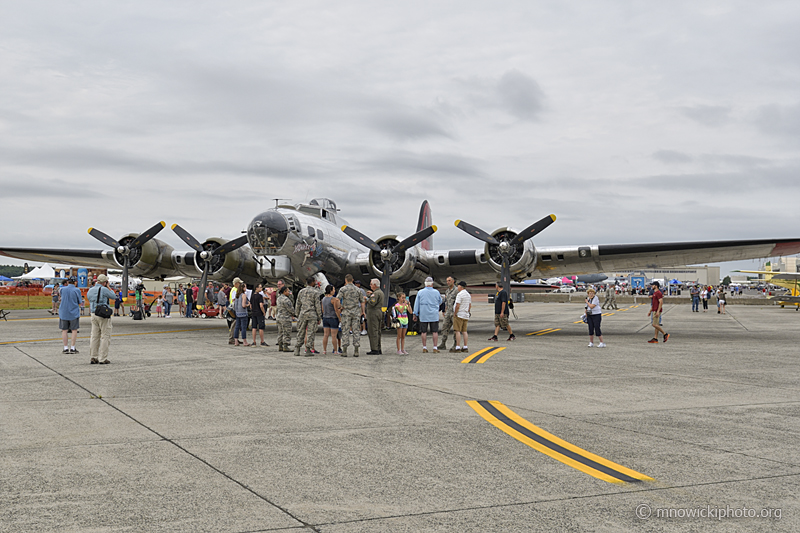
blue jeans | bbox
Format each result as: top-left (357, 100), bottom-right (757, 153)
top-left (233, 316), bottom-right (248, 340)
top-left (164, 301), bottom-right (172, 316)
top-left (692, 297), bottom-right (699, 311)
top-left (186, 303), bottom-right (193, 318)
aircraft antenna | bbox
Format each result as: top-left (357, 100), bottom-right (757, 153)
top-left (273, 198), bottom-right (290, 208)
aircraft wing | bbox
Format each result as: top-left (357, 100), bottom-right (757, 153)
top-left (0, 247), bottom-right (117, 269)
top-left (733, 270), bottom-right (800, 280)
top-left (427, 237), bottom-right (800, 285)
top-left (770, 295), bottom-right (800, 304)
top-left (533, 238), bottom-right (800, 277)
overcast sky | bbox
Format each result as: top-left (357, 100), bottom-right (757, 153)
top-left (2, 1), bottom-right (799, 275)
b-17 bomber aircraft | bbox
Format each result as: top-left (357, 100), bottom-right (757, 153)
top-left (3, 197), bottom-right (800, 309)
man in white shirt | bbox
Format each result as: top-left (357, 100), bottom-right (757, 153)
top-left (452, 281), bottom-right (471, 353)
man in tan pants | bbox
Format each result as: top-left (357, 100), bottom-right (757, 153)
top-left (87, 275), bottom-right (117, 364)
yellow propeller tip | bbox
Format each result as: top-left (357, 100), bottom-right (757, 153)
top-left (341, 225), bottom-right (348, 231)
top-left (87, 227), bottom-right (93, 233)
top-left (454, 219), bottom-right (461, 226)
top-left (550, 214), bottom-right (557, 221)
top-left (170, 224), bottom-right (178, 230)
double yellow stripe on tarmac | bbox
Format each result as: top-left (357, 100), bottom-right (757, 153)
top-left (461, 346), bottom-right (505, 364)
top-left (526, 328), bottom-right (561, 336)
top-left (467, 400), bottom-right (653, 484)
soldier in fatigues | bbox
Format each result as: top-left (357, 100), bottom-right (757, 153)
top-left (438, 276), bottom-right (458, 351)
top-left (294, 277), bottom-right (322, 356)
top-left (602, 285), bottom-right (612, 309)
top-left (608, 283), bottom-right (618, 310)
top-left (365, 278), bottom-right (384, 355)
top-left (338, 274), bottom-right (366, 357)
top-left (276, 286), bottom-right (294, 352)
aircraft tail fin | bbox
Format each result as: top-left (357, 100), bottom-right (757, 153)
top-left (417, 200), bottom-right (433, 251)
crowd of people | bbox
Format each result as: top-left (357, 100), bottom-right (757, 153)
top-left (56, 269), bottom-right (760, 364)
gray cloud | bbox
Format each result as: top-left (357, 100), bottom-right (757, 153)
top-left (653, 150), bottom-right (693, 164)
top-left (496, 69), bottom-right (545, 121)
top-left (367, 108), bottom-right (453, 140)
top-left (754, 102), bottom-right (800, 138)
top-left (678, 105), bottom-right (732, 127)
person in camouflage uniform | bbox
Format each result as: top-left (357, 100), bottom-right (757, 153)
top-left (294, 277), bottom-right (322, 356)
top-left (275, 286), bottom-right (294, 352)
top-left (438, 276), bottom-right (458, 351)
top-left (338, 274), bottom-right (366, 357)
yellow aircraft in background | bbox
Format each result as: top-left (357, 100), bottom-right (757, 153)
top-left (734, 263), bottom-right (800, 310)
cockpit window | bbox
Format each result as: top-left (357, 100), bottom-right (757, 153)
top-left (247, 211), bottom-right (289, 255)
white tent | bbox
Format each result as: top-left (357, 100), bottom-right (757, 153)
top-left (14, 263), bottom-right (56, 280)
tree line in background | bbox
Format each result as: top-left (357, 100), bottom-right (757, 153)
top-left (0, 265), bottom-right (25, 277)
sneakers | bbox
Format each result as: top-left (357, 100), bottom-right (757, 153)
top-left (597, 343), bottom-right (606, 348)
top-left (449, 347), bottom-right (461, 353)
top-left (63, 348), bottom-right (69, 354)
top-left (90, 358), bottom-right (98, 364)
top-left (261, 342), bottom-right (268, 346)
top-left (437, 345), bottom-right (446, 351)
top-left (460, 347), bottom-right (468, 353)
top-left (648, 338), bottom-right (658, 343)
top-left (360, 330), bottom-right (368, 336)
top-left (422, 348), bottom-right (429, 353)
top-left (69, 348), bottom-right (79, 354)
top-left (507, 334), bottom-right (516, 341)
top-left (663, 333), bottom-right (670, 343)
top-left (488, 335), bottom-right (498, 341)
top-left (99, 360), bottom-right (110, 364)
top-left (587, 342), bottom-right (594, 347)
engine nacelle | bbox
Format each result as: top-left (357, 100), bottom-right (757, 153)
top-left (171, 238), bottom-right (259, 283)
top-left (484, 227), bottom-right (538, 280)
top-left (113, 236), bottom-right (176, 279)
top-left (368, 235), bottom-right (420, 284)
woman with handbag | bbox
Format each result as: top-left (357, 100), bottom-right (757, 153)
top-left (393, 292), bottom-right (412, 355)
top-left (233, 282), bottom-right (251, 346)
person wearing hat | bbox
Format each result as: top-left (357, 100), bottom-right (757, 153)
top-left (452, 281), bottom-right (471, 353)
top-left (354, 279), bottom-right (368, 335)
top-left (58, 277), bottom-right (82, 354)
top-left (87, 274), bottom-right (117, 364)
top-left (412, 277), bottom-right (442, 353)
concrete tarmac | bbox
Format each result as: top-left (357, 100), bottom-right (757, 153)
top-left (1, 302), bottom-right (798, 532)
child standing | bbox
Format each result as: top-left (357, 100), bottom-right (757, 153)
top-left (156, 295), bottom-right (163, 318)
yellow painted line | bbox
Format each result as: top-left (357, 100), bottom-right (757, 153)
top-left (527, 328), bottom-right (557, 336)
top-left (3, 316), bottom-right (60, 321)
top-left (461, 346), bottom-right (493, 363)
top-left (467, 400), bottom-right (653, 484)
top-left (475, 347), bottom-right (505, 363)
top-left (572, 320), bottom-right (584, 324)
top-left (617, 309), bottom-right (627, 312)
top-left (535, 328), bottom-right (561, 335)
top-left (0, 328), bottom-right (219, 346)
top-left (601, 313), bottom-right (614, 316)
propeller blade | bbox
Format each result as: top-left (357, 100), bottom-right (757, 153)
top-left (510, 214), bottom-right (556, 246)
top-left (380, 267), bottom-right (391, 313)
top-left (121, 256), bottom-right (130, 303)
top-left (393, 225), bottom-right (438, 255)
top-left (500, 254), bottom-right (511, 296)
top-left (197, 264), bottom-right (210, 307)
top-left (454, 220), bottom-right (499, 245)
top-left (129, 221), bottom-right (166, 249)
top-left (341, 225), bottom-right (381, 253)
top-left (213, 235), bottom-right (248, 256)
top-left (87, 227), bottom-right (121, 249)
top-left (171, 224), bottom-right (204, 253)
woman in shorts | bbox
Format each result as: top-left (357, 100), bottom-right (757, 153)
top-left (393, 292), bottom-right (412, 355)
top-left (321, 285), bottom-right (341, 354)
top-left (718, 290), bottom-right (727, 314)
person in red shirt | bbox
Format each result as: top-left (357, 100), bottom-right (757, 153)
top-left (646, 281), bottom-right (670, 343)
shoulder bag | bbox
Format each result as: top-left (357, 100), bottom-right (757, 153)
top-left (95, 287), bottom-right (113, 319)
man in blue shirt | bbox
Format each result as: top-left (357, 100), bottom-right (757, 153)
top-left (58, 278), bottom-right (83, 354)
top-left (87, 274), bottom-right (118, 364)
top-left (413, 276), bottom-right (443, 353)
